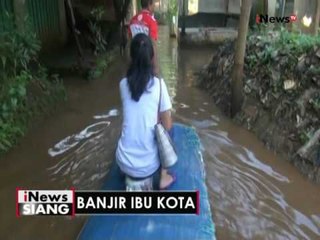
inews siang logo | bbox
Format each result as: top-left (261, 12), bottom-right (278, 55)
top-left (256, 14), bottom-right (297, 24)
top-left (16, 189), bottom-right (74, 216)
top-left (16, 189), bottom-right (199, 217)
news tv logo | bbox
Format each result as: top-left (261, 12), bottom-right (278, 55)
top-left (16, 189), bottom-right (74, 216)
top-left (16, 189), bottom-right (199, 216)
top-left (256, 14), bottom-right (297, 24)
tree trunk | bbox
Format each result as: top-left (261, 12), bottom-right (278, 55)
top-left (314, 0), bottom-right (320, 36)
top-left (113, 0), bottom-right (130, 23)
top-left (132, 0), bottom-right (137, 15)
top-left (231, 0), bottom-right (252, 117)
top-left (181, 0), bottom-right (186, 36)
top-left (224, 0), bottom-right (229, 27)
top-left (66, 0), bottom-right (83, 59)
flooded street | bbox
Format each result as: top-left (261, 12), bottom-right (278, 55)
top-left (1, 26), bottom-right (319, 239)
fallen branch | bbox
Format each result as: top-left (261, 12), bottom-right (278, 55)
top-left (298, 128), bottom-right (320, 161)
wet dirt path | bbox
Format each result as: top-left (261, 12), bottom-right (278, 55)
top-left (0, 26), bottom-right (319, 240)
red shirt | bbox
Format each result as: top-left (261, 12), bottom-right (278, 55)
top-left (128, 10), bottom-right (158, 41)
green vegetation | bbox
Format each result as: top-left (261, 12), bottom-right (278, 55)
top-left (0, 15), bottom-right (65, 154)
top-left (248, 26), bottom-right (320, 68)
top-left (245, 26), bottom-right (320, 118)
top-left (246, 27), bottom-right (320, 146)
top-left (167, 0), bottom-right (178, 23)
top-left (198, 25), bottom-right (320, 180)
top-left (310, 93), bottom-right (320, 111)
top-left (87, 48), bottom-right (117, 80)
top-left (85, 7), bottom-right (118, 80)
top-left (88, 7), bottom-right (108, 56)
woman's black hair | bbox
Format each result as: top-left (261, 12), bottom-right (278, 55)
top-left (127, 33), bottom-right (154, 102)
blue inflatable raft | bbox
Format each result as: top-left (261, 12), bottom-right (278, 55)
top-left (78, 123), bottom-right (216, 240)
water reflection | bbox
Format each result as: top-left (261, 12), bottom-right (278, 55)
top-left (48, 121), bottom-right (111, 157)
top-left (47, 110), bottom-right (121, 189)
top-left (158, 37), bottom-right (178, 103)
top-left (45, 26), bottom-right (320, 239)
top-left (156, 27), bottom-right (320, 239)
top-left (174, 94), bottom-right (320, 239)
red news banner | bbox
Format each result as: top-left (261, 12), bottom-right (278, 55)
top-left (16, 189), bottom-right (199, 216)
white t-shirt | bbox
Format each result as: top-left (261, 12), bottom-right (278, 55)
top-left (116, 77), bottom-right (172, 178)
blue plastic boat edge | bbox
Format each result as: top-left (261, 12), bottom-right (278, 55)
top-left (78, 123), bottom-right (216, 240)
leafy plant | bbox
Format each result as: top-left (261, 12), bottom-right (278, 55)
top-left (0, 14), bottom-right (41, 78)
top-left (87, 49), bottom-right (117, 80)
top-left (247, 26), bottom-right (320, 72)
top-left (309, 94), bottom-right (320, 111)
top-left (0, 13), bottom-right (66, 155)
top-left (167, 0), bottom-right (178, 24)
top-left (299, 128), bottom-right (316, 144)
top-left (88, 7), bottom-right (108, 56)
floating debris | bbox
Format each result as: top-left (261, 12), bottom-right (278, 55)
top-left (93, 109), bottom-right (119, 119)
top-left (283, 80), bottom-right (296, 90)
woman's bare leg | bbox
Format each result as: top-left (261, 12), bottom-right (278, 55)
top-left (160, 168), bottom-right (175, 189)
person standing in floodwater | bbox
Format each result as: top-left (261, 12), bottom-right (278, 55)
top-left (128, 0), bottom-right (159, 76)
top-left (116, 33), bottom-right (175, 190)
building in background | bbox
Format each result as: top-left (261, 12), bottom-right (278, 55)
top-left (178, 0), bottom-right (241, 29)
top-left (263, 0), bottom-right (319, 35)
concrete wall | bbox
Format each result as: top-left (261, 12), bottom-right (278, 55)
top-left (268, 0), bottom-right (277, 16)
top-left (198, 0), bottom-right (225, 13)
top-left (228, 0), bottom-right (241, 14)
top-left (180, 28), bottom-right (238, 45)
top-left (198, 0), bottom-right (240, 14)
top-left (178, 0), bottom-right (240, 16)
top-left (179, 12), bottom-right (239, 28)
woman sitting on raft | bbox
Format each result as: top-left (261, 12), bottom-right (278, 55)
top-left (116, 33), bottom-right (175, 190)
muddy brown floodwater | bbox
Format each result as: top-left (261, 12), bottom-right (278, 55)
top-left (1, 26), bottom-right (319, 240)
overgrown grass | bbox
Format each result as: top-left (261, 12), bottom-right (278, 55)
top-left (87, 48), bottom-right (117, 80)
top-left (246, 26), bottom-right (320, 94)
top-left (247, 26), bottom-right (320, 64)
top-left (245, 25), bottom-right (320, 146)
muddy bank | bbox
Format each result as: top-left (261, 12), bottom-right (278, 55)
top-left (197, 29), bottom-right (320, 183)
